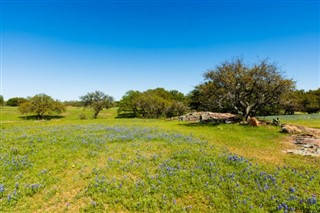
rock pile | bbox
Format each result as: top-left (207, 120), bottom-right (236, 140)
top-left (179, 112), bottom-right (240, 123)
top-left (286, 135), bottom-right (320, 157)
top-left (281, 124), bottom-right (320, 157)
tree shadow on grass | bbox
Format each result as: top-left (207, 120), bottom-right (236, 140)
top-left (116, 113), bottom-right (137, 119)
top-left (19, 115), bottom-right (65, 120)
top-left (178, 122), bottom-right (221, 128)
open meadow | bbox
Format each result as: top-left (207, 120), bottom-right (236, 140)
top-left (0, 107), bottom-right (319, 212)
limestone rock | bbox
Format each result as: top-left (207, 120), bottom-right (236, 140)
top-left (179, 112), bottom-right (239, 123)
top-left (284, 127), bottom-right (320, 157)
top-left (281, 125), bottom-right (302, 134)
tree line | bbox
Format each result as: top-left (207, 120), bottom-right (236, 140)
top-left (1, 58), bottom-right (319, 119)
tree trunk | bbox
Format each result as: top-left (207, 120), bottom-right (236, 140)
top-left (243, 105), bottom-right (253, 120)
top-left (93, 111), bottom-right (99, 119)
top-left (243, 102), bottom-right (260, 120)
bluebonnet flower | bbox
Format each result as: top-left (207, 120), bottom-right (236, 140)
top-left (308, 195), bottom-right (317, 205)
top-left (289, 186), bottom-right (295, 193)
top-left (30, 183), bottom-right (40, 191)
top-left (282, 203), bottom-right (288, 210)
top-left (277, 204), bottom-right (282, 210)
top-left (0, 184), bottom-right (4, 193)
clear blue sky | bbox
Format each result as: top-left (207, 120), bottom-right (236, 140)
top-left (1, 0), bottom-right (319, 101)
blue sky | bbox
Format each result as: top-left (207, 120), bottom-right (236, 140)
top-left (1, 0), bottom-right (319, 101)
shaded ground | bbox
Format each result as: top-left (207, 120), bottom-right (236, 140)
top-left (19, 115), bottom-right (65, 120)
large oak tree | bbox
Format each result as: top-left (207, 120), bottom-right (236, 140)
top-left (191, 58), bottom-right (295, 119)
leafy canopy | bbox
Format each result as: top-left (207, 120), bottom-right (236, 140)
top-left (80, 91), bottom-right (114, 119)
top-left (18, 94), bottom-right (65, 119)
top-left (190, 58), bottom-right (295, 118)
top-left (118, 88), bottom-right (187, 118)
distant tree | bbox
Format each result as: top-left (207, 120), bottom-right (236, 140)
top-left (138, 92), bottom-right (169, 118)
top-left (301, 88), bottom-right (320, 114)
top-left (165, 101), bottom-right (188, 118)
top-left (6, 97), bottom-right (28, 106)
top-left (0, 95), bottom-right (4, 106)
top-left (188, 84), bottom-right (224, 112)
top-left (19, 94), bottom-right (66, 119)
top-left (117, 90), bottom-right (142, 117)
top-left (169, 90), bottom-right (186, 102)
top-left (80, 91), bottom-right (114, 119)
top-left (191, 58), bottom-right (295, 119)
top-left (118, 88), bottom-right (188, 118)
top-left (279, 90), bottom-right (304, 115)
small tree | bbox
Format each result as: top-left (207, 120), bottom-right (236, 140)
top-left (18, 94), bottom-right (66, 119)
top-left (80, 91), bottom-right (114, 119)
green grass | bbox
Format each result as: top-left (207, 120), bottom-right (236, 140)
top-left (0, 107), bottom-right (319, 212)
top-left (258, 114), bottom-right (320, 128)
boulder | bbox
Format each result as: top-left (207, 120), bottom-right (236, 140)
top-left (281, 125), bottom-right (302, 134)
top-left (247, 116), bottom-right (260, 127)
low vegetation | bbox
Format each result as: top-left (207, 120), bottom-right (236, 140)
top-left (0, 107), bottom-right (319, 212)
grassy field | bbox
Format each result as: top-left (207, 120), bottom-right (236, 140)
top-left (0, 107), bottom-right (319, 212)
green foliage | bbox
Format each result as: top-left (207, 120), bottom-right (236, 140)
top-left (0, 95), bottom-right (4, 106)
top-left (301, 88), bottom-right (320, 114)
top-left (280, 89), bottom-right (320, 115)
top-left (18, 94), bottom-right (65, 119)
top-left (6, 97), bottom-right (27, 107)
top-left (191, 58), bottom-right (295, 119)
top-left (80, 91), bottom-right (114, 119)
top-left (280, 90), bottom-right (305, 115)
top-left (118, 88), bottom-right (188, 118)
top-left (117, 90), bottom-right (142, 117)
